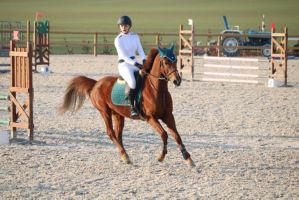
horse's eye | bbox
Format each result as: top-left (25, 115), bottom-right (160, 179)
top-left (164, 59), bottom-right (170, 65)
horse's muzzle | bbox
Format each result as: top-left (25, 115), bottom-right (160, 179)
top-left (173, 73), bottom-right (181, 86)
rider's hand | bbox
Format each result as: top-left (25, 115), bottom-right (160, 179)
top-left (142, 59), bottom-right (146, 66)
top-left (139, 69), bottom-right (146, 77)
top-left (134, 62), bottom-right (143, 69)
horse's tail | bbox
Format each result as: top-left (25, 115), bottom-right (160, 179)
top-left (58, 76), bottom-right (96, 115)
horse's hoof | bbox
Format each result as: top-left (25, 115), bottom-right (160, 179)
top-left (186, 157), bottom-right (195, 167)
top-left (121, 154), bottom-right (131, 164)
top-left (157, 154), bottom-right (166, 162)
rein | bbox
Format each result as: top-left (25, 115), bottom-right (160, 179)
top-left (144, 71), bottom-right (167, 81)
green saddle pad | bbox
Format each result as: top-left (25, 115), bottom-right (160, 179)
top-left (111, 72), bottom-right (143, 106)
top-left (111, 79), bottom-right (130, 106)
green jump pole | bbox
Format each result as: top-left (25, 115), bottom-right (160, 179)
top-left (0, 106), bottom-right (10, 112)
top-left (0, 95), bottom-right (9, 100)
top-left (0, 119), bottom-right (9, 125)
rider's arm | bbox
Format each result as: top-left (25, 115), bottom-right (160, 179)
top-left (135, 35), bottom-right (146, 61)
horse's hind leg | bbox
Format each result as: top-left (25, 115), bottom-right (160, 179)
top-left (100, 109), bottom-right (130, 164)
top-left (162, 114), bottom-right (195, 167)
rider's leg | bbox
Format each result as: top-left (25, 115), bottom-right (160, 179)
top-left (118, 63), bottom-right (139, 117)
top-left (128, 88), bottom-right (138, 117)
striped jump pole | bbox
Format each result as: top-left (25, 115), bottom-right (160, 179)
top-left (199, 56), bottom-right (268, 84)
top-left (0, 119), bottom-right (9, 125)
top-left (0, 95), bottom-right (10, 100)
top-left (0, 94), bottom-right (10, 126)
top-left (0, 106), bottom-right (10, 112)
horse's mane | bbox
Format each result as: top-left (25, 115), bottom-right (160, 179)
top-left (143, 48), bottom-right (159, 72)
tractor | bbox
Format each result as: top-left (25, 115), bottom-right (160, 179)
top-left (221, 16), bottom-right (271, 57)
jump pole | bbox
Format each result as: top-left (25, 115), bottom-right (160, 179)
top-left (200, 56), bottom-right (268, 84)
top-left (0, 95), bottom-right (10, 125)
top-left (0, 95), bottom-right (10, 100)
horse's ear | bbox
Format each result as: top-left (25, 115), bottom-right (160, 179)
top-left (157, 45), bottom-right (165, 57)
top-left (170, 43), bottom-right (175, 51)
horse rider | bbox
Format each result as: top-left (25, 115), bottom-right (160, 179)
top-left (114, 15), bottom-right (146, 117)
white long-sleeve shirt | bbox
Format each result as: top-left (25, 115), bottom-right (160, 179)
top-left (114, 32), bottom-right (146, 65)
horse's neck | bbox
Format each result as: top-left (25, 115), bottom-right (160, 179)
top-left (146, 59), bottom-right (168, 94)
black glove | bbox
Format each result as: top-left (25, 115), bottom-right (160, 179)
top-left (142, 59), bottom-right (146, 65)
top-left (134, 62), bottom-right (143, 69)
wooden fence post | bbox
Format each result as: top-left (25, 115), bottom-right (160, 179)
top-left (94, 32), bottom-right (98, 56)
top-left (156, 34), bottom-right (160, 46)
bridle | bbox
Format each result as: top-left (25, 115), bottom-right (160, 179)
top-left (159, 59), bottom-right (179, 81)
top-left (144, 58), bottom-right (178, 81)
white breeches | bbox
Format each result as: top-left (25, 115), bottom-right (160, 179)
top-left (118, 62), bottom-right (140, 89)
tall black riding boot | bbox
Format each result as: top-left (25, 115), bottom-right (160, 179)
top-left (128, 88), bottom-right (138, 117)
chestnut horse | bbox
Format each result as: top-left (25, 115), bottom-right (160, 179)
top-left (59, 46), bottom-right (194, 166)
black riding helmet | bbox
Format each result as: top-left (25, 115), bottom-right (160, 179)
top-left (117, 16), bottom-right (132, 26)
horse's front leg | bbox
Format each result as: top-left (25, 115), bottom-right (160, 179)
top-left (147, 117), bottom-right (168, 162)
top-left (162, 114), bottom-right (195, 167)
top-left (112, 112), bottom-right (125, 147)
